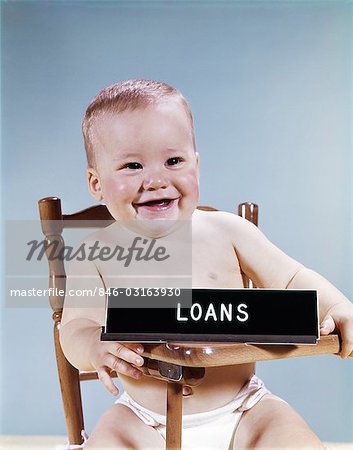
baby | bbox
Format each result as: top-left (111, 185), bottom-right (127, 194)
top-left (60, 79), bottom-right (353, 449)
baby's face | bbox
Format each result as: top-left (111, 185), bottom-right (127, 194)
top-left (88, 100), bottom-right (199, 236)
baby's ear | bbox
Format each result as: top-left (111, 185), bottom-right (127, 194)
top-left (87, 168), bottom-right (103, 201)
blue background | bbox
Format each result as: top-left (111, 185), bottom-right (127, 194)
top-left (1, 0), bottom-right (352, 442)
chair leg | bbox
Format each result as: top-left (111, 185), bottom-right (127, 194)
top-left (53, 318), bottom-right (85, 446)
top-left (166, 382), bottom-right (183, 450)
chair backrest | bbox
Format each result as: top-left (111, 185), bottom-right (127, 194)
top-left (38, 196), bottom-right (258, 447)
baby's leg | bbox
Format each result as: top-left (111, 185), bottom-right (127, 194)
top-left (234, 394), bottom-right (324, 449)
top-left (85, 403), bottom-right (165, 449)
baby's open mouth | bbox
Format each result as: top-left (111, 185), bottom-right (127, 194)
top-left (134, 198), bottom-right (177, 210)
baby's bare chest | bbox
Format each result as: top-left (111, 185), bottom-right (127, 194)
top-left (191, 236), bottom-right (244, 288)
top-left (94, 220), bottom-right (244, 288)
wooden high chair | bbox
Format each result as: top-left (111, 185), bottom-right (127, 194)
top-left (38, 197), bottom-right (351, 450)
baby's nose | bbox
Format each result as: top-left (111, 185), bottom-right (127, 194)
top-left (143, 174), bottom-right (169, 190)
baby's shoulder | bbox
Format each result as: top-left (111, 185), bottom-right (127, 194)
top-left (191, 209), bottom-right (261, 247)
top-left (192, 208), bottom-right (251, 232)
top-left (82, 221), bottom-right (120, 244)
top-left (66, 222), bottom-right (122, 272)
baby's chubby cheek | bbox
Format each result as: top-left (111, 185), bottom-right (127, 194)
top-left (180, 171), bottom-right (200, 202)
top-left (186, 169), bottom-right (200, 192)
top-left (102, 178), bottom-right (136, 214)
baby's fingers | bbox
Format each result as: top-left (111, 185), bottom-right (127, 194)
top-left (112, 344), bottom-right (145, 368)
top-left (97, 367), bottom-right (120, 396)
top-left (338, 320), bottom-right (353, 358)
top-left (106, 353), bottom-right (143, 380)
top-left (319, 314), bottom-right (335, 335)
top-left (125, 343), bottom-right (145, 355)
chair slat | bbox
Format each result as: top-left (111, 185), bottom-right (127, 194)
top-left (63, 204), bottom-right (114, 227)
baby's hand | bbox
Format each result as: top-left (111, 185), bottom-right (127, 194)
top-left (320, 302), bottom-right (353, 358)
top-left (89, 340), bottom-right (145, 395)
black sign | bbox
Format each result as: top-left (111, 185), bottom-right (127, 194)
top-left (101, 288), bottom-right (319, 344)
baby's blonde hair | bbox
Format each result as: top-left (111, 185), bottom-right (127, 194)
top-left (82, 79), bottom-right (195, 168)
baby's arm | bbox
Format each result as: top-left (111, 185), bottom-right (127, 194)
top-left (217, 212), bottom-right (353, 357)
top-left (286, 269), bottom-right (353, 357)
top-left (60, 258), bottom-right (144, 396)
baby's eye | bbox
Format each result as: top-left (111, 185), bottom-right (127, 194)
top-left (166, 157), bottom-right (183, 166)
top-left (122, 162), bottom-right (143, 170)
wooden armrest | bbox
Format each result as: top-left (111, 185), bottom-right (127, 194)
top-left (79, 336), bottom-right (350, 385)
top-left (143, 335), bottom-right (351, 367)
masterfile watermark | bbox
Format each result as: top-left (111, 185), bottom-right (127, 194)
top-left (5, 219), bottom-right (192, 308)
top-left (26, 237), bottom-right (170, 267)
